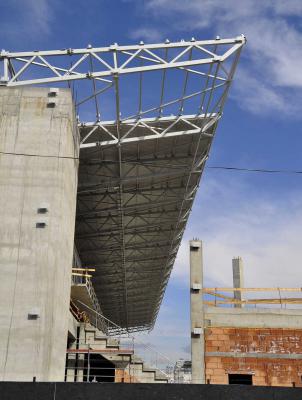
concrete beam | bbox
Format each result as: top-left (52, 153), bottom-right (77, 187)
top-left (205, 307), bottom-right (302, 329)
top-left (206, 351), bottom-right (302, 360)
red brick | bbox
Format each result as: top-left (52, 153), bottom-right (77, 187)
top-left (212, 328), bottom-right (224, 335)
top-left (223, 328), bottom-right (235, 335)
top-left (206, 362), bottom-right (219, 369)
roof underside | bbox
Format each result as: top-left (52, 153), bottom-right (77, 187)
top-left (76, 116), bottom-right (215, 330)
top-left (0, 37), bottom-right (245, 331)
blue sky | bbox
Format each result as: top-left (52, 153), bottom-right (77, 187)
top-left (2, 0), bottom-right (302, 365)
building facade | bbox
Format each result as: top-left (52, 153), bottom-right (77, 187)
top-left (190, 240), bottom-right (302, 387)
top-left (204, 310), bottom-right (302, 387)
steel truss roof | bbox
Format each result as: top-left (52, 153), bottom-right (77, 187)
top-left (0, 37), bottom-right (245, 331)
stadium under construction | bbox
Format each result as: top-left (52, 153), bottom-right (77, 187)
top-left (0, 37), bottom-right (245, 383)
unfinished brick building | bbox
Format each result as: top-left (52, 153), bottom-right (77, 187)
top-left (190, 240), bottom-right (302, 387)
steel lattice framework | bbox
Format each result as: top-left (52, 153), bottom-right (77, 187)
top-left (0, 36), bottom-right (245, 331)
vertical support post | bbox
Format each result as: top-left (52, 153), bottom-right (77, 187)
top-left (66, 341), bottom-right (76, 382)
top-left (87, 348), bottom-right (91, 382)
top-left (190, 239), bottom-right (205, 384)
top-left (76, 324), bottom-right (85, 382)
top-left (0, 54), bottom-right (9, 83)
top-left (232, 257), bottom-right (244, 308)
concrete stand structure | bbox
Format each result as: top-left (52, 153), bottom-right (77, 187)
top-left (0, 38), bottom-right (245, 333)
top-left (0, 38), bottom-right (245, 383)
top-left (190, 240), bottom-right (205, 384)
top-left (0, 87), bottom-right (79, 381)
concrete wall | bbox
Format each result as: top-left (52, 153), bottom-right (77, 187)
top-left (0, 87), bottom-right (79, 381)
top-left (205, 307), bottom-right (302, 329)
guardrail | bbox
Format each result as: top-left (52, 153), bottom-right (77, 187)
top-left (71, 269), bottom-right (108, 334)
top-left (77, 301), bottom-right (173, 379)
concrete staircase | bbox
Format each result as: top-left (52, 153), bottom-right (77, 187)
top-left (82, 323), bottom-right (168, 383)
top-left (129, 355), bottom-right (168, 383)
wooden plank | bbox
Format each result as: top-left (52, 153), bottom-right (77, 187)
top-left (72, 268), bottom-right (95, 272)
top-left (203, 290), bottom-right (234, 300)
top-left (204, 298), bottom-right (302, 306)
top-left (71, 272), bottom-right (92, 278)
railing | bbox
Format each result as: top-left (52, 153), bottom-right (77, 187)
top-left (77, 300), bottom-right (173, 380)
top-left (73, 247), bottom-right (82, 269)
top-left (65, 336), bottom-right (136, 382)
top-left (70, 299), bottom-right (90, 323)
top-left (71, 248), bottom-right (172, 380)
top-left (203, 287), bottom-right (302, 308)
top-left (71, 269), bottom-right (108, 335)
top-left (65, 328), bottom-right (171, 383)
top-left (65, 366), bottom-right (141, 383)
top-left (72, 247), bottom-right (109, 334)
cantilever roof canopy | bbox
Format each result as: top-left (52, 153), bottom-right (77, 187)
top-left (0, 37), bottom-right (245, 330)
top-left (77, 116), bottom-right (215, 331)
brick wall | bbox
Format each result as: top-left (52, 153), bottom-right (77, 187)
top-left (205, 327), bottom-right (302, 386)
top-left (115, 369), bottom-right (139, 383)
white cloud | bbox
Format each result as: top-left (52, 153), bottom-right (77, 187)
top-left (232, 68), bottom-right (301, 116)
top-left (2, 0), bottom-right (54, 40)
top-left (24, 0), bottom-right (53, 35)
top-left (129, 27), bottom-right (164, 42)
top-left (171, 176), bottom-right (302, 289)
top-left (274, 0), bottom-right (302, 15)
top-left (129, 0), bottom-right (302, 117)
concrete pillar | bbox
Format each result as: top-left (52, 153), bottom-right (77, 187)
top-left (66, 340), bottom-right (77, 382)
top-left (232, 257), bottom-right (244, 308)
top-left (0, 87), bottom-right (79, 381)
top-left (190, 239), bottom-right (205, 384)
top-left (76, 324), bottom-right (85, 382)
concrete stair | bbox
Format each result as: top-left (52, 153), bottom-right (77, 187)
top-left (83, 323), bottom-right (168, 383)
top-left (129, 355), bottom-right (168, 383)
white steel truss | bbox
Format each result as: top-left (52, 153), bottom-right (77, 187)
top-left (0, 37), bottom-right (246, 331)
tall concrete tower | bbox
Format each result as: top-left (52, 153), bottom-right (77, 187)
top-left (0, 87), bottom-right (79, 381)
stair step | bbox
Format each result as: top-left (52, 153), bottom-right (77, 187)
top-left (142, 364), bottom-right (156, 373)
top-left (106, 338), bottom-right (120, 347)
top-left (81, 324), bottom-right (167, 383)
top-left (155, 370), bottom-right (168, 381)
top-left (131, 355), bottom-right (144, 364)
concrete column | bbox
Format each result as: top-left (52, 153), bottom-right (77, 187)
top-left (76, 324), bottom-right (85, 382)
top-left (190, 239), bottom-right (205, 384)
top-left (66, 340), bottom-right (76, 382)
top-left (0, 87), bottom-right (79, 381)
top-left (232, 257), bottom-right (244, 308)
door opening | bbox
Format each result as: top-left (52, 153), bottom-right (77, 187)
top-left (228, 374), bottom-right (252, 385)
